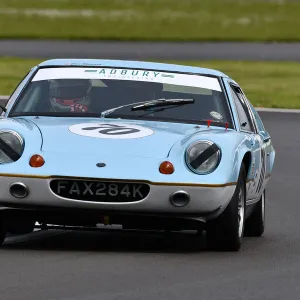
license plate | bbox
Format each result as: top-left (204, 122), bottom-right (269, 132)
top-left (50, 179), bottom-right (150, 202)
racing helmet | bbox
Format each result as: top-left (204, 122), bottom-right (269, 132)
top-left (49, 79), bottom-right (92, 112)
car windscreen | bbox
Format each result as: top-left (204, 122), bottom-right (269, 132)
top-left (9, 67), bottom-right (234, 127)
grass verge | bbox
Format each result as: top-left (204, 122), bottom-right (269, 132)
top-left (0, 57), bottom-right (299, 109)
top-left (0, 0), bottom-right (300, 41)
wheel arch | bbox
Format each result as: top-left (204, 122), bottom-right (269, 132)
top-left (242, 151), bottom-right (252, 180)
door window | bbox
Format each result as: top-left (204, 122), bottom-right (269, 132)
top-left (230, 85), bottom-right (255, 132)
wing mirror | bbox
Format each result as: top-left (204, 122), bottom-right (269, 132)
top-left (0, 105), bottom-right (7, 114)
top-left (260, 130), bottom-right (270, 142)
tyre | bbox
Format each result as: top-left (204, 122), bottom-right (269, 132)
top-left (244, 190), bottom-right (265, 237)
top-left (7, 220), bottom-right (35, 235)
top-left (0, 212), bottom-right (7, 246)
top-left (206, 163), bottom-right (246, 251)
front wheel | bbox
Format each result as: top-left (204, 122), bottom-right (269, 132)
top-left (0, 212), bottom-right (7, 246)
top-left (244, 190), bottom-right (265, 237)
top-left (206, 164), bottom-right (246, 251)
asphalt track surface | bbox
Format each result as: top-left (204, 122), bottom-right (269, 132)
top-left (0, 111), bottom-right (299, 300)
top-left (2, 40), bottom-right (300, 60)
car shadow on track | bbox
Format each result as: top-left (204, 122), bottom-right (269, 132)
top-left (1, 229), bottom-right (210, 253)
top-left (1, 229), bottom-right (268, 253)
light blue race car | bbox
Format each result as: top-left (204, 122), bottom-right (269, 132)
top-left (0, 59), bottom-right (275, 251)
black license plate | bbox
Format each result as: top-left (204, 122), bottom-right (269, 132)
top-left (50, 179), bottom-right (150, 202)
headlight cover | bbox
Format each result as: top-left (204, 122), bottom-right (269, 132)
top-left (0, 130), bottom-right (24, 164)
top-left (185, 141), bottom-right (221, 174)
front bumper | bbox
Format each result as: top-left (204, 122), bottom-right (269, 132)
top-left (0, 175), bottom-right (236, 221)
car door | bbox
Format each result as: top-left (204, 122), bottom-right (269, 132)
top-left (245, 100), bottom-right (274, 190)
top-left (227, 83), bottom-right (265, 201)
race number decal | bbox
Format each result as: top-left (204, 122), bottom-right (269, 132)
top-left (69, 123), bottom-right (154, 139)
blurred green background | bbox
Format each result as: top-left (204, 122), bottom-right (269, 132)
top-left (0, 0), bottom-right (299, 41)
top-left (0, 0), bottom-right (299, 108)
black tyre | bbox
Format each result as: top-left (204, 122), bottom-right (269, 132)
top-left (0, 212), bottom-right (7, 246)
top-left (244, 190), bottom-right (265, 237)
top-left (206, 164), bottom-right (246, 251)
top-left (7, 220), bottom-right (35, 235)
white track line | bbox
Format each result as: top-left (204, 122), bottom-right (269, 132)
top-left (255, 107), bottom-right (300, 113)
top-left (0, 96), bottom-right (299, 113)
top-left (0, 8), bottom-right (142, 19)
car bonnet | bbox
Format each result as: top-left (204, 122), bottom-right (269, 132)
top-left (28, 117), bottom-right (200, 159)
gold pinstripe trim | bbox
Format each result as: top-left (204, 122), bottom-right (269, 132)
top-left (0, 173), bottom-right (237, 188)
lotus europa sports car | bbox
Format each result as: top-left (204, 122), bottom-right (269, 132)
top-left (0, 59), bottom-right (275, 251)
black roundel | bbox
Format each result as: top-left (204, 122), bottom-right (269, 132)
top-left (96, 163), bottom-right (106, 167)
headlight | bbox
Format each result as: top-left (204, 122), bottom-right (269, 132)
top-left (0, 130), bottom-right (24, 164)
top-left (185, 141), bottom-right (221, 174)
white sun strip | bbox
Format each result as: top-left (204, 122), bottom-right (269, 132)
top-left (32, 67), bottom-right (222, 92)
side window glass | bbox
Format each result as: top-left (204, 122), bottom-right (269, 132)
top-left (248, 102), bottom-right (265, 132)
top-left (230, 85), bottom-right (254, 132)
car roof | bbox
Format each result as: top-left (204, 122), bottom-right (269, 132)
top-left (38, 59), bottom-right (229, 78)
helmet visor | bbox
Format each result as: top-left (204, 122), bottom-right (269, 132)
top-left (50, 79), bottom-right (90, 99)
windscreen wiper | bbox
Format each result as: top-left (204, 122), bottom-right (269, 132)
top-left (100, 98), bottom-right (194, 118)
top-left (131, 99), bottom-right (195, 111)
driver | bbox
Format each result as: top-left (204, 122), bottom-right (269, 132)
top-left (48, 79), bottom-right (92, 112)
